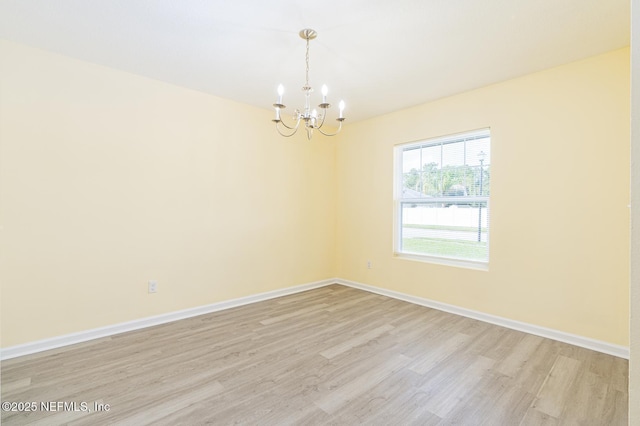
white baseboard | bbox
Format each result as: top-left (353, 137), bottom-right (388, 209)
top-left (0, 279), bottom-right (334, 361)
top-left (1, 277), bottom-right (629, 360)
top-left (335, 278), bottom-right (630, 359)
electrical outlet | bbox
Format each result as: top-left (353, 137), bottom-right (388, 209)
top-left (148, 280), bottom-right (158, 293)
top-left (367, 260), bottom-right (372, 269)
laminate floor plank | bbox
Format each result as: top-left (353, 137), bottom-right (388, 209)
top-left (531, 355), bottom-right (582, 418)
top-left (496, 333), bottom-right (544, 378)
top-left (421, 355), bottom-right (495, 418)
top-left (1, 284), bottom-right (628, 425)
top-left (438, 373), bottom-right (534, 426)
top-left (408, 332), bottom-right (471, 375)
top-left (519, 409), bottom-right (560, 426)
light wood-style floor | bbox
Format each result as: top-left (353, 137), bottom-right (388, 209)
top-left (1, 284), bottom-right (628, 425)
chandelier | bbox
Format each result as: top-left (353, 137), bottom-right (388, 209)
top-left (272, 29), bottom-right (345, 140)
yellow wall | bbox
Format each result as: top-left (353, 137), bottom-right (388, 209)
top-left (336, 48), bottom-right (630, 346)
top-left (630, 0), bottom-right (639, 419)
top-left (0, 41), bottom-right (336, 347)
top-left (0, 41), bottom-right (630, 351)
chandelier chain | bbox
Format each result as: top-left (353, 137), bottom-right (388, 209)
top-left (305, 37), bottom-right (310, 89)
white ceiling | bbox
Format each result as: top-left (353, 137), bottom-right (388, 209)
top-left (0, 0), bottom-right (630, 123)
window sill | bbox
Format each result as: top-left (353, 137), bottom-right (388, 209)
top-left (394, 252), bottom-right (489, 271)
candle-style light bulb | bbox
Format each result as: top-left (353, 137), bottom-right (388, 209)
top-left (339, 100), bottom-right (345, 119)
top-left (277, 84), bottom-right (284, 104)
top-left (321, 84), bottom-right (328, 103)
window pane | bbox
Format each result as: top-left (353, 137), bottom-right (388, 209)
top-left (402, 171), bottom-right (423, 197)
top-left (421, 145), bottom-right (441, 168)
top-left (442, 165), bottom-right (473, 197)
top-left (401, 200), bottom-right (488, 261)
top-left (420, 145), bottom-right (441, 196)
top-left (402, 147), bottom-right (421, 173)
top-left (465, 136), bottom-right (491, 166)
top-left (442, 141), bottom-right (465, 167)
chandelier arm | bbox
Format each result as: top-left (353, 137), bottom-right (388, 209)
top-left (277, 115), bottom-right (301, 130)
top-left (316, 120), bottom-right (344, 137)
top-left (316, 110), bottom-right (327, 129)
top-left (275, 120), bottom-right (300, 137)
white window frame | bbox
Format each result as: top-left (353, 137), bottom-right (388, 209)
top-left (393, 129), bottom-right (490, 271)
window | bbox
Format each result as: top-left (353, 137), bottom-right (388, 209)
top-left (394, 129), bottom-right (491, 268)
